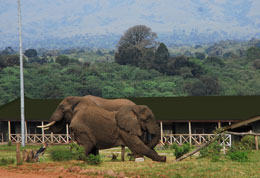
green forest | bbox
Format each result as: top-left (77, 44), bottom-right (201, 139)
top-left (0, 25), bottom-right (260, 106)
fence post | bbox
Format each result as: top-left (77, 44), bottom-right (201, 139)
top-left (51, 132), bottom-right (53, 143)
top-left (8, 121), bottom-right (11, 141)
top-left (25, 121), bottom-right (27, 143)
top-left (160, 122), bottom-right (163, 143)
top-left (188, 122), bottom-right (192, 144)
top-left (66, 124), bottom-right (69, 143)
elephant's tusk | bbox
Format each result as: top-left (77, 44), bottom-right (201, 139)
top-left (43, 127), bottom-right (49, 130)
top-left (37, 121), bottom-right (56, 128)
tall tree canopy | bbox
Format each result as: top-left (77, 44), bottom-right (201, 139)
top-left (115, 25), bottom-right (157, 67)
top-left (117, 25), bottom-right (157, 48)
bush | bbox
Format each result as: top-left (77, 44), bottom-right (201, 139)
top-left (0, 157), bottom-right (15, 166)
top-left (172, 143), bottom-right (192, 159)
top-left (240, 135), bottom-right (255, 150)
top-left (228, 150), bottom-right (249, 162)
top-left (50, 147), bottom-right (74, 161)
top-left (231, 135), bottom-right (256, 151)
top-left (83, 154), bottom-right (102, 165)
top-left (199, 141), bottom-right (222, 161)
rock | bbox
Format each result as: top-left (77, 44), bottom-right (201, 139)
top-left (103, 170), bottom-right (117, 177)
top-left (79, 169), bottom-right (96, 174)
top-left (67, 166), bottom-right (81, 172)
top-left (118, 171), bottom-right (125, 178)
top-left (135, 157), bottom-right (144, 162)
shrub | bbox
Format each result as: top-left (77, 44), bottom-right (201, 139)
top-left (231, 135), bottom-right (256, 151)
top-left (228, 150), bottom-right (249, 162)
top-left (50, 147), bottom-right (74, 161)
top-left (200, 141), bottom-right (222, 160)
top-left (240, 135), bottom-right (255, 150)
top-left (69, 142), bottom-right (85, 160)
top-left (0, 157), bottom-right (15, 166)
top-left (172, 143), bottom-right (192, 159)
top-left (83, 154), bottom-right (102, 165)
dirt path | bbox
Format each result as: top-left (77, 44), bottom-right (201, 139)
top-left (0, 169), bottom-right (51, 178)
top-left (0, 162), bottom-right (124, 178)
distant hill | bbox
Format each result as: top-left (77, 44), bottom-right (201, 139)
top-left (1, 0), bottom-right (260, 49)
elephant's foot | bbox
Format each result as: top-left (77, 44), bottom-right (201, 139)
top-left (155, 155), bottom-right (166, 162)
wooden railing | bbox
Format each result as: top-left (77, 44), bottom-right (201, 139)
top-left (162, 134), bottom-right (232, 147)
top-left (8, 133), bottom-right (232, 146)
top-left (10, 134), bottom-right (71, 144)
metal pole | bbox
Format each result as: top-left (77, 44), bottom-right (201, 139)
top-left (18, 0), bottom-right (25, 147)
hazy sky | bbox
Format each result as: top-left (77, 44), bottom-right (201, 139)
top-left (0, 0), bottom-right (260, 39)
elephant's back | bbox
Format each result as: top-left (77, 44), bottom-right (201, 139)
top-left (84, 95), bottom-right (136, 111)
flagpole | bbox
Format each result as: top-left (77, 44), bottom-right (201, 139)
top-left (18, 0), bottom-right (25, 147)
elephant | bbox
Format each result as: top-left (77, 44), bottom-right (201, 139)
top-left (39, 95), bottom-right (136, 133)
top-left (38, 95), bottom-right (135, 160)
top-left (38, 95), bottom-right (162, 161)
top-left (70, 105), bottom-right (166, 162)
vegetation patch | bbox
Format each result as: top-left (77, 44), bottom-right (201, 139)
top-left (0, 157), bottom-right (15, 166)
top-left (227, 150), bottom-right (249, 162)
top-left (172, 143), bottom-right (193, 159)
top-left (82, 154), bottom-right (102, 165)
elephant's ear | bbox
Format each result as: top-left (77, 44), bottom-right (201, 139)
top-left (115, 106), bottom-right (142, 136)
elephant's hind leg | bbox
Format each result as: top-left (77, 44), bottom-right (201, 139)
top-left (121, 145), bottom-right (125, 161)
top-left (90, 146), bottom-right (99, 156)
top-left (121, 131), bottom-right (166, 162)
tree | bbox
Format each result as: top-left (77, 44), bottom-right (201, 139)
top-left (56, 55), bottom-right (70, 66)
top-left (246, 47), bottom-right (260, 61)
top-left (115, 45), bottom-right (142, 66)
top-left (195, 52), bottom-right (205, 60)
top-left (24, 49), bottom-right (37, 58)
top-left (253, 59), bottom-right (260, 69)
top-left (0, 47), bottom-right (15, 55)
top-left (117, 25), bottom-right (157, 48)
top-left (115, 25), bottom-right (157, 67)
top-left (153, 43), bottom-right (170, 72)
top-left (0, 54), bottom-right (19, 69)
top-left (185, 76), bottom-right (221, 96)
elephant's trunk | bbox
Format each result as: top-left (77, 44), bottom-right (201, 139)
top-left (146, 124), bottom-right (161, 149)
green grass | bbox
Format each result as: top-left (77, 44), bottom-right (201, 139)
top-left (1, 144), bottom-right (260, 177)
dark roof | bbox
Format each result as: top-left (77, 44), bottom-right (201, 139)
top-left (131, 96), bottom-right (260, 122)
top-left (0, 96), bottom-right (259, 122)
top-left (0, 97), bottom-right (61, 121)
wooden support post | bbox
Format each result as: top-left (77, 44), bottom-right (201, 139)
top-left (1, 133), bottom-right (3, 143)
top-left (160, 122), bottom-right (163, 143)
top-left (41, 122), bottom-right (45, 143)
top-left (16, 142), bottom-right (21, 165)
top-left (51, 132), bottom-right (54, 143)
top-left (188, 122), bottom-right (192, 144)
top-left (25, 121), bottom-right (27, 143)
top-left (66, 124), bottom-right (69, 143)
top-left (255, 136), bottom-right (258, 150)
top-left (8, 121), bottom-right (11, 142)
top-left (218, 122), bottom-right (221, 129)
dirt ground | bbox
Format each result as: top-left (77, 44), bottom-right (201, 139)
top-left (0, 162), bottom-right (122, 178)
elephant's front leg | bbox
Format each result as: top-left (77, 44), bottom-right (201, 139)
top-left (120, 131), bottom-right (166, 162)
top-left (73, 131), bottom-right (96, 156)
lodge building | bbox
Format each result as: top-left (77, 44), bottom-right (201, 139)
top-left (0, 96), bottom-right (259, 145)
